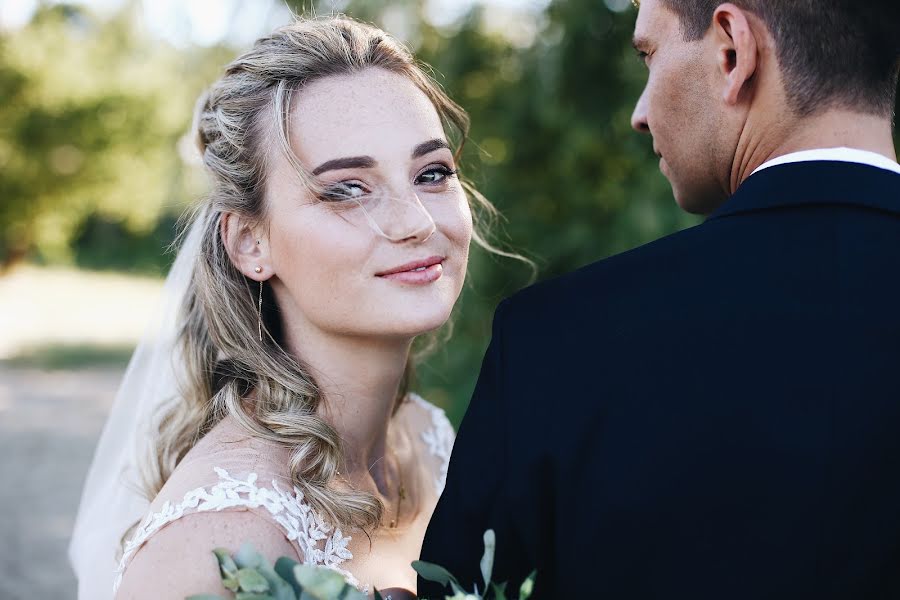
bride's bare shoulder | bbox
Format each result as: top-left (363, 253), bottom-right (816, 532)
top-left (114, 509), bottom-right (300, 600)
top-left (115, 418), bottom-right (298, 599)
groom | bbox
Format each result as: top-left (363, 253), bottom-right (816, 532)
top-left (420, 1), bottom-right (900, 598)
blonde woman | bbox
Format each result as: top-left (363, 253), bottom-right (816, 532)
top-left (69, 15), bottom-right (520, 600)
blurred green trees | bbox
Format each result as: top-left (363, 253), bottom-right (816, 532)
top-left (0, 3), bottom-right (233, 272)
top-left (0, 0), bottom-right (724, 416)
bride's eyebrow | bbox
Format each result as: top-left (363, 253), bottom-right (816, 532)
top-left (312, 156), bottom-right (375, 176)
top-left (412, 138), bottom-right (450, 158)
top-left (311, 138), bottom-right (452, 176)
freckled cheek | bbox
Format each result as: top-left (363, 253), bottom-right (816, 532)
top-left (270, 216), bottom-right (373, 314)
top-left (434, 195), bottom-right (473, 271)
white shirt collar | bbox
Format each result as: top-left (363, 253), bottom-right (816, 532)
top-left (751, 147), bottom-right (900, 177)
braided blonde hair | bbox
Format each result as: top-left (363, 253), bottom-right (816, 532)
top-left (137, 14), bottom-right (523, 537)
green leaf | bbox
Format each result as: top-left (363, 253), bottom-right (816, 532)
top-left (235, 594), bottom-right (276, 600)
top-left (274, 557), bottom-right (303, 596)
top-left (222, 576), bottom-right (241, 593)
top-left (449, 580), bottom-right (467, 597)
top-left (185, 595), bottom-right (229, 600)
top-left (232, 547), bottom-right (296, 600)
top-left (213, 548), bottom-right (240, 579)
top-left (411, 560), bottom-right (460, 588)
top-left (338, 585), bottom-right (369, 600)
top-left (259, 572), bottom-right (297, 600)
top-left (236, 568), bottom-right (271, 593)
top-left (480, 529), bottom-right (496, 590)
top-left (234, 543), bottom-right (266, 570)
top-left (292, 565), bottom-right (349, 599)
top-left (491, 581), bottom-right (508, 600)
top-left (518, 571), bottom-right (536, 600)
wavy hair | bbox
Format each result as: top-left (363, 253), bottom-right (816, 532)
top-left (135, 14), bottom-right (531, 538)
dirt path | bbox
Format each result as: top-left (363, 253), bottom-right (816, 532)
top-left (0, 365), bottom-right (121, 600)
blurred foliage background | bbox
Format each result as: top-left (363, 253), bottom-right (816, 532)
top-left (2, 4), bottom-right (896, 596)
top-left (5, 0), bottom-right (894, 422)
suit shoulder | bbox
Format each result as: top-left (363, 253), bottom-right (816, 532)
top-left (500, 222), bottom-right (712, 324)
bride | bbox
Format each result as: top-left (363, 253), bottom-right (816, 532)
top-left (69, 14), bottom-right (522, 599)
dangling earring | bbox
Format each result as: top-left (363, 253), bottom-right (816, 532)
top-left (256, 277), bottom-right (263, 342)
top-left (253, 245), bottom-right (263, 341)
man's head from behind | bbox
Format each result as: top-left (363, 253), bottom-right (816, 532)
top-left (631, 0), bottom-right (900, 214)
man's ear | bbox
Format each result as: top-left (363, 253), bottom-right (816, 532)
top-left (220, 212), bottom-right (271, 281)
top-left (713, 3), bottom-right (759, 105)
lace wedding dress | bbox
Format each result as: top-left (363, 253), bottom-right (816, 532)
top-left (113, 393), bottom-right (454, 596)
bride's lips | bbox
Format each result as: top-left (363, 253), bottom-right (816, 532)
top-left (376, 256), bottom-right (444, 284)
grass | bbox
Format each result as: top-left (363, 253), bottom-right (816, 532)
top-left (1, 343), bottom-right (135, 369)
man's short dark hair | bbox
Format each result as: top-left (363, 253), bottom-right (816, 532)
top-left (659, 0), bottom-right (900, 117)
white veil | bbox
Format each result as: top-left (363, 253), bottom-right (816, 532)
top-left (68, 215), bottom-right (203, 599)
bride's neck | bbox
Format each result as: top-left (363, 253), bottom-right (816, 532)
top-left (285, 327), bottom-right (412, 483)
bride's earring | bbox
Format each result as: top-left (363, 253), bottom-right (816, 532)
top-left (254, 273), bottom-right (263, 342)
top-left (253, 238), bottom-right (263, 342)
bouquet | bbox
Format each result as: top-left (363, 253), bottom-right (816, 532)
top-left (188, 529), bottom-right (535, 600)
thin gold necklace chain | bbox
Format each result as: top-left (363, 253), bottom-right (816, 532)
top-left (390, 451), bottom-right (406, 529)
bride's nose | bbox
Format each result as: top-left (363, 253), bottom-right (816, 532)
top-left (380, 189), bottom-right (436, 243)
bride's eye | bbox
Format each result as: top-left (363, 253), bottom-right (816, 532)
top-left (320, 181), bottom-right (367, 202)
top-left (415, 165), bottom-right (457, 186)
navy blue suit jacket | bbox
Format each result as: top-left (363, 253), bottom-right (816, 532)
top-left (420, 161), bottom-right (900, 599)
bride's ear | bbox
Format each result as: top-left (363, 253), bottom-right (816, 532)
top-left (220, 212), bottom-right (271, 281)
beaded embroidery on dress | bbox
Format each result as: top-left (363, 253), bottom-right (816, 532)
top-left (113, 393), bottom-right (454, 595)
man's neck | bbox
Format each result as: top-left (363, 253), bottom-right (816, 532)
top-left (731, 108), bottom-right (897, 193)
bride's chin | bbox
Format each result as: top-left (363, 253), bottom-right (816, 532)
top-left (378, 319), bottom-right (450, 341)
top-left (400, 311), bottom-right (454, 337)
top-left (371, 303), bottom-right (455, 338)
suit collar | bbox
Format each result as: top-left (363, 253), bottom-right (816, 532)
top-left (751, 148), bottom-right (900, 177)
top-left (707, 160), bottom-right (900, 221)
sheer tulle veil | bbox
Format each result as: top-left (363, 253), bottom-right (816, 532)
top-left (68, 213), bottom-right (204, 599)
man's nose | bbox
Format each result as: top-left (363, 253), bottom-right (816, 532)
top-left (631, 87), bottom-right (650, 134)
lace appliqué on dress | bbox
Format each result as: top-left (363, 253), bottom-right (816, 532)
top-left (115, 394), bottom-right (454, 595)
top-left (113, 467), bottom-right (356, 593)
top-left (409, 393), bottom-right (455, 494)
